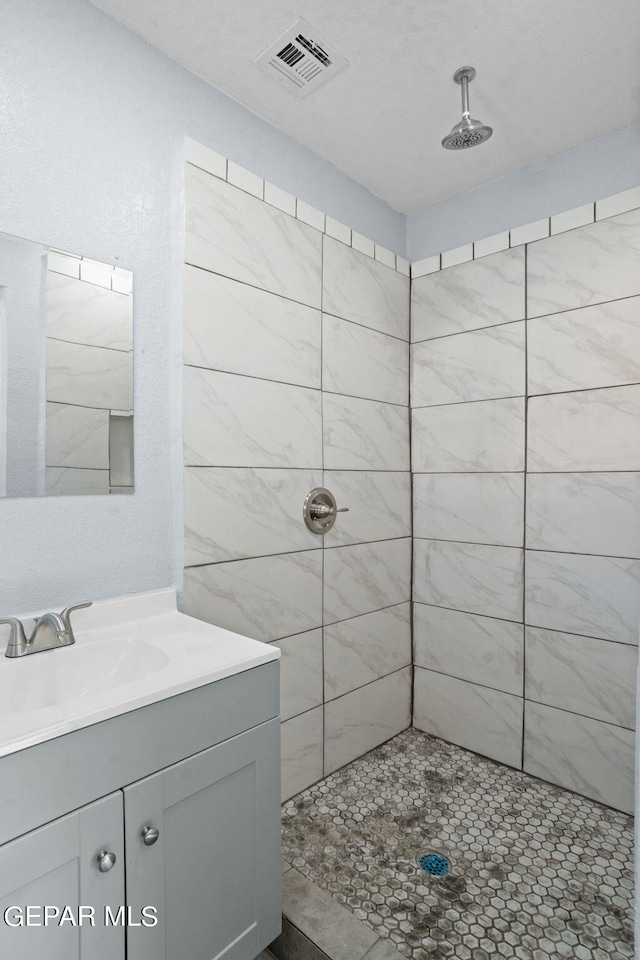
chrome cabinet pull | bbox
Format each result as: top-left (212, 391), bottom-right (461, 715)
top-left (141, 825), bottom-right (160, 846)
top-left (97, 850), bottom-right (117, 872)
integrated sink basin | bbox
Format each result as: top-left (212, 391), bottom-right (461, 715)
top-left (0, 589), bottom-right (279, 757)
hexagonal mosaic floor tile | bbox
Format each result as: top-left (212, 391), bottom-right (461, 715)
top-left (281, 729), bottom-right (634, 960)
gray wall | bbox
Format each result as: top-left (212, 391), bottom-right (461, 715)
top-left (182, 160), bottom-right (412, 800)
top-left (411, 201), bottom-right (639, 814)
top-left (407, 122), bottom-right (640, 261)
top-left (0, 0), bottom-right (404, 614)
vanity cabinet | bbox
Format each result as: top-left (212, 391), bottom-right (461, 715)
top-left (0, 661), bottom-right (281, 960)
top-left (0, 793), bottom-right (125, 960)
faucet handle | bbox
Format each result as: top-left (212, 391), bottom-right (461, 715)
top-left (0, 618), bottom-right (28, 658)
top-left (59, 601), bottom-right (93, 640)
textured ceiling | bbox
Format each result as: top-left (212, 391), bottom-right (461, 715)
top-left (91, 0), bottom-right (640, 213)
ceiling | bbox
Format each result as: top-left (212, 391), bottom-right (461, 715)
top-left (91, 0), bottom-right (640, 214)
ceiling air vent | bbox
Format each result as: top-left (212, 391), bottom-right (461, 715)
top-left (254, 19), bottom-right (348, 97)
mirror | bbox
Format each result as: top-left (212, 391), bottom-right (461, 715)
top-left (0, 233), bottom-right (134, 497)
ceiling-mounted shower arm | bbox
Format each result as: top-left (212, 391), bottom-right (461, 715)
top-left (454, 66), bottom-right (476, 119)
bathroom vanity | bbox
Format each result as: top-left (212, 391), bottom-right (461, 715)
top-left (0, 591), bottom-right (281, 960)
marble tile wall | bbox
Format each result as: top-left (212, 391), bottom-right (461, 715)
top-left (411, 206), bottom-right (640, 813)
top-left (183, 161), bottom-right (411, 802)
top-left (44, 267), bottom-right (133, 495)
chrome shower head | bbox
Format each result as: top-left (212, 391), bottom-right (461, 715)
top-left (441, 66), bottom-right (493, 150)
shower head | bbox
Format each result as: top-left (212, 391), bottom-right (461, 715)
top-left (441, 66), bottom-right (493, 150)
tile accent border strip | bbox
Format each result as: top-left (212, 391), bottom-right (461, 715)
top-left (184, 138), bottom-right (639, 287)
top-left (184, 137), bottom-right (411, 277)
top-left (412, 185), bottom-right (640, 278)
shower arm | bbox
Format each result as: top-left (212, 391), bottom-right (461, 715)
top-left (460, 73), bottom-right (471, 119)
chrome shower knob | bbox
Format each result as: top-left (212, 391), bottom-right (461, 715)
top-left (303, 487), bottom-right (349, 534)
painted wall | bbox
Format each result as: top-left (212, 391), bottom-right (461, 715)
top-left (410, 207), bottom-right (639, 815)
top-left (182, 160), bottom-right (412, 798)
top-left (406, 122), bottom-right (640, 261)
top-left (0, 0), bottom-right (403, 614)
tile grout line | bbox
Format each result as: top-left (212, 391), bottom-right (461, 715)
top-left (522, 240), bottom-right (529, 772)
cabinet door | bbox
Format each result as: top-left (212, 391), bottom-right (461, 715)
top-left (125, 718), bottom-right (281, 960)
top-left (0, 792), bottom-right (125, 960)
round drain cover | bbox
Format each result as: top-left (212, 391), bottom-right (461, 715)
top-left (417, 852), bottom-right (450, 876)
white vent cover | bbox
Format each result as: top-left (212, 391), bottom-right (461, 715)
top-left (254, 18), bottom-right (348, 97)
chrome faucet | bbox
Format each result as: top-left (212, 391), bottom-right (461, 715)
top-left (0, 601), bottom-right (92, 658)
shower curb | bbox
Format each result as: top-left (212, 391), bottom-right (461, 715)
top-left (268, 863), bottom-right (404, 960)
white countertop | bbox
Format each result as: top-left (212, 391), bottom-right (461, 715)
top-left (0, 589), bottom-right (279, 758)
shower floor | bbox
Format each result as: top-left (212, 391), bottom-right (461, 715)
top-left (280, 729), bottom-right (634, 960)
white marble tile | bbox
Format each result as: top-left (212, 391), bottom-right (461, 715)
top-left (184, 467), bottom-right (321, 565)
top-left (322, 315), bottom-right (409, 405)
top-left (185, 163), bottom-right (322, 307)
top-left (46, 402), bottom-right (109, 469)
top-left (46, 338), bottom-right (132, 411)
top-left (525, 550), bottom-right (640, 645)
top-left (411, 248), bottom-right (525, 342)
top-left (596, 185), bottom-right (640, 221)
top-left (395, 256), bottom-right (410, 277)
top-left (526, 472), bottom-right (640, 559)
top-left (374, 244), bottom-right (396, 269)
top-left (510, 218), bottom-right (549, 246)
top-left (183, 550), bottom-right (323, 642)
top-left (323, 471), bottom-right (411, 547)
top-left (324, 667), bottom-right (411, 774)
top-left (184, 266), bottom-right (321, 388)
top-left (351, 231), bottom-right (375, 258)
top-left (281, 707), bottom-right (323, 801)
top-left (325, 217), bottom-right (351, 245)
top-left (411, 254), bottom-right (440, 278)
top-left (525, 626), bottom-right (637, 729)
top-left (226, 160), bottom-right (263, 198)
top-left (263, 181), bottom-right (297, 216)
top-left (184, 367), bottom-right (322, 467)
top-left (413, 473), bottom-right (524, 546)
top-left (270, 629), bottom-right (323, 722)
top-left (184, 137), bottom-right (227, 179)
top-left (524, 701), bottom-right (635, 814)
top-left (323, 394), bottom-right (409, 471)
top-left (473, 231), bottom-right (510, 259)
top-left (411, 321), bottom-right (525, 407)
top-left (296, 199), bottom-right (325, 232)
top-left (47, 251), bottom-right (80, 279)
top-left (46, 467), bottom-right (110, 496)
top-left (550, 203), bottom-right (594, 235)
top-left (527, 385), bottom-right (640, 472)
top-left (527, 296), bottom-right (640, 395)
top-left (414, 539), bottom-right (523, 621)
top-left (46, 272), bottom-right (132, 350)
top-left (527, 207), bottom-right (640, 317)
top-left (412, 397), bottom-right (525, 473)
top-left (414, 604), bottom-right (524, 695)
top-left (80, 259), bottom-right (112, 289)
top-left (324, 603), bottom-right (411, 701)
top-left (323, 235), bottom-right (410, 340)
top-left (111, 269), bottom-right (132, 295)
top-left (411, 255), bottom-right (440, 278)
top-left (324, 538), bottom-right (411, 624)
top-left (413, 669), bottom-right (523, 769)
top-left (441, 243), bottom-right (473, 268)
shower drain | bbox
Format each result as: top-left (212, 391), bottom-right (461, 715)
top-left (416, 852), bottom-right (451, 877)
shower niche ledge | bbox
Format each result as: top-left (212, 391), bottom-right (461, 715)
top-left (0, 589), bottom-right (281, 960)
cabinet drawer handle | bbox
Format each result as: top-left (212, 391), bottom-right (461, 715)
top-left (97, 850), bottom-right (117, 872)
top-left (141, 825), bottom-right (160, 846)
